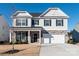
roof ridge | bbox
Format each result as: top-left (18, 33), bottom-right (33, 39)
top-left (49, 7), bottom-right (59, 10)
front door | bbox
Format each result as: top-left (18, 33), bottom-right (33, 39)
top-left (31, 33), bottom-right (38, 43)
top-left (34, 34), bottom-right (38, 42)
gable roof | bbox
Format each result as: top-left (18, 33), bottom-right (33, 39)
top-left (12, 8), bottom-right (69, 18)
top-left (12, 11), bottom-right (32, 17)
top-left (39, 8), bottom-right (69, 18)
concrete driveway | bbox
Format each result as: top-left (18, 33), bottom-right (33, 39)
top-left (39, 44), bottom-right (79, 56)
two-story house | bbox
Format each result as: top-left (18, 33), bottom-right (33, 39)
top-left (9, 8), bottom-right (69, 44)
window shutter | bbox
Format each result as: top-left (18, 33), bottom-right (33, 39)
top-left (62, 20), bottom-right (63, 26)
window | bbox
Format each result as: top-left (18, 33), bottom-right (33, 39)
top-left (34, 20), bottom-right (39, 25)
top-left (22, 19), bottom-right (27, 26)
top-left (16, 19), bottom-right (21, 26)
top-left (16, 18), bottom-right (28, 26)
top-left (32, 19), bottom-right (39, 26)
top-left (44, 19), bottom-right (51, 26)
top-left (56, 19), bottom-right (63, 26)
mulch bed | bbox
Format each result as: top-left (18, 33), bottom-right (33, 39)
top-left (1, 49), bottom-right (25, 54)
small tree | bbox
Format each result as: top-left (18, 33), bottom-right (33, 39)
top-left (11, 38), bottom-right (16, 53)
top-left (9, 4), bottom-right (17, 54)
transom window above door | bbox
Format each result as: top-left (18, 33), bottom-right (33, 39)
top-left (16, 18), bottom-right (28, 27)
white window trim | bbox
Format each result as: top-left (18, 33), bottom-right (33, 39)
top-left (34, 20), bottom-right (39, 26)
top-left (16, 18), bottom-right (28, 27)
top-left (44, 19), bottom-right (51, 26)
top-left (56, 19), bottom-right (64, 27)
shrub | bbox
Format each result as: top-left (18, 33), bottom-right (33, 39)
top-left (67, 39), bottom-right (73, 44)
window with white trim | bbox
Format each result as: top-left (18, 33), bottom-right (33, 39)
top-left (16, 18), bottom-right (28, 26)
top-left (56, 19), bottom-right (63, 26)
top-left (44, 19), bottom-right (51, 26)
top-left (16, 19), bottom-right (21, 26)
top-left (22, 19), bottom-right (27, 26)
top-left (33, 20), bottom-right (39, 25)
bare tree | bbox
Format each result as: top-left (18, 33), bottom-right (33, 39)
top-left (10, 4), bottom-right (17, 53)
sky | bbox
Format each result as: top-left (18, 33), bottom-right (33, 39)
top-left (0, 3), bottom-right (79, 31)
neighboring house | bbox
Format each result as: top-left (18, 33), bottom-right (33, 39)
top-left (0, 15), bottom-right (9, 42)
top-left (72, 23), bottom-right (79, 42)
top-left (9, 8), bottom-right (69, 44)
top-left (67, 32), bottom-right (72, 40)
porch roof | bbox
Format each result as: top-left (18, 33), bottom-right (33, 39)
top-left (10, 27), bottom-right (42, 31)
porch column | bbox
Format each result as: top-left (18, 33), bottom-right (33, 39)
top-left (28, 31), bottom-right (31, 43)
top-left (39, 30), bottom-right (41, 44)
top-left (9, 31), bottom-right (12, 43)
top-left (12, 31), bottom-right (16, 43)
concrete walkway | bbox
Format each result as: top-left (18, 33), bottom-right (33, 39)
top-left (39, 44), bottom-right (79, 56)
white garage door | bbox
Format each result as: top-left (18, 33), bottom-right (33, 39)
top-left (43, 34), bottom-right (50, 44)
top-left (44, 38), bottom-right (49, 43)
top-left (51, 35), bottom-right (65, 43)
top-left (43, 34), bottom-right (65, 44)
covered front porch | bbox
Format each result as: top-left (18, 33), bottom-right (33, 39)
top-left (9, 27), bottom-right (42, 44)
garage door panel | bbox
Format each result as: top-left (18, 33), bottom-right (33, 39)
top-left (43, 34), bottom-right (65, 44)
top-left (44, 38), bottom-right (49, 43)
top-left (51, 35), bottom-right (65, 43)
top-left (43, 34), bottom-right (50, 44)
top-left (51, 38), bottom-right (54, 43)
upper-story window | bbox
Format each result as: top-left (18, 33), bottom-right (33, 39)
top-left (44, 19), bottom-right (51, 26)
top-left (56, 19), bottom-right (63, 26)
top-left (16, 18), bottom-right (28, 26)
top-left (16, 19), bottom-right (21, 26)
top-left (22, 19), bottom-right (27, 26)
top-left (34, 20), bottom-right (39, 25)
top-left (32, 19), bottom-right (39, 26)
